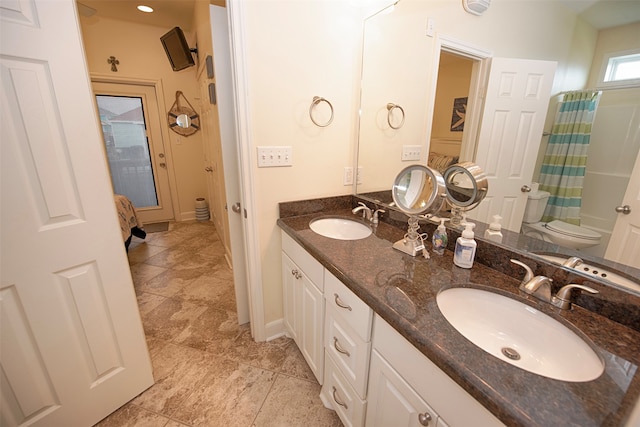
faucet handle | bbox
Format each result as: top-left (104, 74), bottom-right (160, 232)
top-left (552, 284), bottom-right (599, 310)
top-left (510, 259), bottom-right (534, 283)
top-left (372, 209), bottom-right (385, 224)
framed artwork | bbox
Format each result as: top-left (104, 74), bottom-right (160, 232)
top-left (450, 97), bottom-right (467, 132)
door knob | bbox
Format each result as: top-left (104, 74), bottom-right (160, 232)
top-left (231, 202), bottom-right (241, 214)
top-left (521, 185), bottom-right (532, 193)
top-left (615, 205), bottom-right (631, 214)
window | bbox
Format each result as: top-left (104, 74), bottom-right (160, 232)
top-left (598, 49), bottom-right (640, 89)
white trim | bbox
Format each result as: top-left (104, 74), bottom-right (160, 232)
top-left (90, 73), bottom-right (182, 222)
top-left (264, 319), bottom-right (287, 342)
top-left (596, 48), bottom-right (640, 90)
top-left (228, 0), bottom-right (267, 341)
top-left (425, 34), bottom-right (492, 162)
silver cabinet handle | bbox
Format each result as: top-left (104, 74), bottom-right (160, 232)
top-left (333, 337), bottom-right (351, 357)
top-left (334, 293), bottom-right (352, 311)
top-left (521, 185), bottom-right (531, 192)
top-left (291, 269), bottom-right (302, 280)
top-left (332, 386), bottom-right (348, 409)
top-left (418, 411), bottom-right (433, 426)
top-left (615, 205), bottom-right (631, 214)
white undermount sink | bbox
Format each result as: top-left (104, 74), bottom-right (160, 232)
top-left (309, 217), bottom-right (372, 240)
top-left (436, 287), bottom-right (604, 382)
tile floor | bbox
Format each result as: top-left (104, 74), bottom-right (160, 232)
top-left (96, 221), bottom-right (342, 427)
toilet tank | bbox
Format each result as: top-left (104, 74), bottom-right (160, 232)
top-left (523, 190), bottom-right (550, 223)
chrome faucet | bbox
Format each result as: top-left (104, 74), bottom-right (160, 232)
top-left (352, 202), bottom-right (372, 221)
top-left (510, 259), bottom-right (599, 310)
top-left (510, 259), bottom-right (552, 302)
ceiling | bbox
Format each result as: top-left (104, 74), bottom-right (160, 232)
top-left (77, 0), bottom-right (639, 31)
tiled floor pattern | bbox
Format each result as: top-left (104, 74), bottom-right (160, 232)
top-left (96, 221), bottom-right (342, 427)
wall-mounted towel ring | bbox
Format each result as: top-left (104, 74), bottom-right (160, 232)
top-left (310, 96), bottom-right (334, 127)
top-left (386, 103), bottom-right (405, 129)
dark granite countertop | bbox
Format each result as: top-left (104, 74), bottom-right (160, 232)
top-left (277, 197), bottom-right (640, 427)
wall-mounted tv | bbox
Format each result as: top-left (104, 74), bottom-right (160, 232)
top-left (160, 27), bottom-right (196, 71)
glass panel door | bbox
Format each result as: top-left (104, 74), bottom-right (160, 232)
top-left (96, 95), bottom-right (158, 208)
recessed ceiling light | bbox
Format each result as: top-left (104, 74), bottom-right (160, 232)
top-left (137, 5), bottom-right (153, 13)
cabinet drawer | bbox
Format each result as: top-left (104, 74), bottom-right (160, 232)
top-left (281, 232), bottom-right (324, 289)
top-left (325, 305), bottom-right (371, 399)
top-left (322, 351), bottom-right (366, 427)
top-left (325, 271), bottom-right (373, 341)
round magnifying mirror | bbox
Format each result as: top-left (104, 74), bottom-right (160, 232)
top-left (392, 165), bottom-right (446, 215)
top-left (175, 114), bottom-right (191, 129)
top-left (443, 161), bottom-right (488, 210)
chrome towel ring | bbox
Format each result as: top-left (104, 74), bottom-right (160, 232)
top-left (310, 96), bottom-right (334, 127)
top-left (386, 103), bottom-right (405, 129)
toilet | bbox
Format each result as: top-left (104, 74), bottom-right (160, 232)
top-left (521, 190), bottom-right (601, 250)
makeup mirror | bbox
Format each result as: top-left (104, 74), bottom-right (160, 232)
top-left (391, 165), bottom-right (446, 256)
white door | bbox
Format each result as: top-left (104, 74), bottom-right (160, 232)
top-left (605, 148), bottom-right (640, 269)
top-left (0, 1), bottom-right (154, 426)
top-left (211, 5), bottom-right (251, 325)
top-left (470, 58), bottom-right (557, 232)
top-left (92, 81), bottom-right (176, 224)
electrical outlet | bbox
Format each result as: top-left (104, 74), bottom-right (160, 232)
top-left (257, 146), bottom-right (293, 167)
top-left (343, 167), bottom-right (354, 185)
top-left (402, 145), bottom-right (422, 161)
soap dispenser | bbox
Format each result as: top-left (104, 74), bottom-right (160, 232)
top-left (484, 214), bottom-right (503, 243)
top-left (454, 222), bottom-right (476, 269)
top-left (432, 218), bottom-right (448, 255)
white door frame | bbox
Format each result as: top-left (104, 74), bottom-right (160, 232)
top-left (91, 74), bottom-right (181, 224)
top-left (424, 34), bottom-right (492, 162)
top-left (227, 1), bottom-right (266, 340)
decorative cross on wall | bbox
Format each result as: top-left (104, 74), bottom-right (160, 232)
top-left (108, 56), bottom-right (119, 72)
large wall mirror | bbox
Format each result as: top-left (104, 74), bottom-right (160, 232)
top-left (354, 0), bottom-right (640, 291)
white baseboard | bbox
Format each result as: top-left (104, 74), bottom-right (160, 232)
top-left (181, 211), bottom-right (196, 221)
top-left (264, 318), bottom-right (286, 342)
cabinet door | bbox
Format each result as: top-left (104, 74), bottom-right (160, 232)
top-left (366, 350), bottom-right (439, 427)
top-left (301, 278), bottom-right (324, 384)
top-left (282, 252), bottom-right (300, 344)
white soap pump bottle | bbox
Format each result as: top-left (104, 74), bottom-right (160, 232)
top-left (454, 222), bottom-right (477, 269)
top-left (484, 214), bottom-right (503, 243)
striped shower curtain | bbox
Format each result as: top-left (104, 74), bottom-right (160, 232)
top-left (538, 90), bottom-right (601, 225)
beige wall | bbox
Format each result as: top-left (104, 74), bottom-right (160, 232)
top-left (587, 22), bottom-right (640, 87)
top-left (432, 53), bottom-right (473, 142)
top-left (79, 17), bottom-right (207, 221)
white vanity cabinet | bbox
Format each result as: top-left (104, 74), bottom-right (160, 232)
top-left (321, 271), bottom-right (373, 427)
top-left (366, 315), bottom-right (505, 427)
top-left (281, 233), bottom-right (325, 384)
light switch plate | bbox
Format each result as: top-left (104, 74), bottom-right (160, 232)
top-left (257, 146), bottom-right (293, 167)
top-left (402, 145), bottom-right (422, 161)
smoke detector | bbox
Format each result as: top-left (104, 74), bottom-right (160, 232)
top-left (462, 0), bottom-right (490, 16)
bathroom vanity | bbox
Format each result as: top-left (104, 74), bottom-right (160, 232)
top-left (277, 195), bottom-right (640, 427)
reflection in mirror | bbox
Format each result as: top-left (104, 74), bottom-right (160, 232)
top-left (354, 1), bottom-right (640, 286)
top-left (444, 161), bottom-right (488, 226)
top-left (392, 165), bottom-right (445, 215)
top-left (175, 113), bottom-right (191, 129)
top-left (391, 165), bottom-right (445, 257)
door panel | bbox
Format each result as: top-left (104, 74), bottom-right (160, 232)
top-left (93, 82), bottom-right (175, 224)
top-left (1, 1), bottom-right (153, 426)
top-left (605, 148), bottom-right (640, 269)
top-left (471, 58), bottom-right (557, 232)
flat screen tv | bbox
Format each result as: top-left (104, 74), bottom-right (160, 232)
top-left (160, 27), bottom-right (195, 71)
